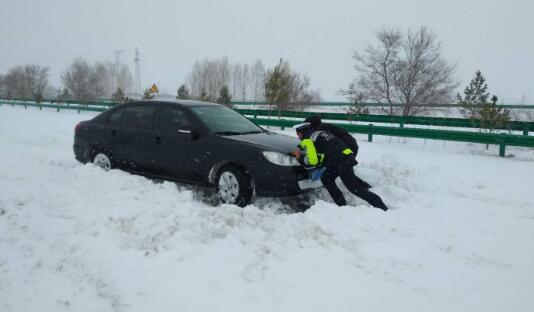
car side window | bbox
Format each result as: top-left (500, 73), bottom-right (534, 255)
top-left (156, 107), bottom-right (193, 133)
top-left (109, 108), bottom-right (124, 126)
top-left (122, 106), bottom-right (157, 129)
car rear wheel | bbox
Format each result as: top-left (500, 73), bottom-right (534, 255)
top-left (93, 151), bottom-right (115, 171)
top-left (216, 165), bottom-right (252, 207)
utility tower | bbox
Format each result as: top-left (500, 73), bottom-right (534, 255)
top-left (134, 47), bottom-right (142, 97)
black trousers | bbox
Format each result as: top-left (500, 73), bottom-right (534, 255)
top-left (320, 157), bottom-right (388, 211)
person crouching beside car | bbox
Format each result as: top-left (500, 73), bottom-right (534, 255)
top-left (291, 122), bottom-right (388, 211)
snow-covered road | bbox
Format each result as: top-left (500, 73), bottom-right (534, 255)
top-left (1, 106), bottom-right (533, 312)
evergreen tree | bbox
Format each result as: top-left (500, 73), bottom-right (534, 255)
top-left (458, 71), bottom-right (510, 135)
top-left (216, 86), bottom-right (232, 107)
top-left (112, 87), bottom-right (125, 103)
top-left (479, 95), bottom-right (511, 133)
top-left (458, 70), bottom-right (490, 119)
top-left (176, 84), bottom-right (190, 99)
top-left (143, 88), bottom-right (154, 100)
top-left (265, 58), bottom-right (292, 113)
top-left (199, 88), bottom-right (210, 102)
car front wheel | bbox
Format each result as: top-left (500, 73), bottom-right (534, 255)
top-left (216, 165), bottom-right (252, 207)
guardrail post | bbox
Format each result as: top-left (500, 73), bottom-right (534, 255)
top-left (499, 144), bottom-right (506, 157)
top-left (368, 124), bottom-right (373, 142)
top-left (400, 122), bottom-right (404, 128)
top-left (499, 133), bottom-right (506, 157)
top-left (523, 124), bottom-right (529, 136)
top-left (56, 104), bottom-right (60, 113)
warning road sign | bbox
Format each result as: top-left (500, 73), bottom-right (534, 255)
top-left (149, 84), bottom-right (159, 93)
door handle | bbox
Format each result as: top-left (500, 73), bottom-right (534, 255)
top-left (111, 130), bottom-right (117, 137)
top-left (155, 136), bottom-right (161, 144)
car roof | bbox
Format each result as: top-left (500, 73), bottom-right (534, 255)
top-left (138, 99), bottom-right (223, 108)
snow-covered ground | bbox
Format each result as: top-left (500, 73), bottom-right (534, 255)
top-left (1, 106), bottom-right (533, 312)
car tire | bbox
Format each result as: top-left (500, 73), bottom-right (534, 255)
top-left (92, 148), bottom-right (116, 171)
top-left (216, 165), bottom-right (252, 207)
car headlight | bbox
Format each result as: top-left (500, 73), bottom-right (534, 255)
top-left (262, 151), bottom-right (300, 166)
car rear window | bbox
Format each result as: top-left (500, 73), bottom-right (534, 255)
top-left (109, 108), bottom-right (124, 126)
top-left (121, 106), bottom-right (157, 129)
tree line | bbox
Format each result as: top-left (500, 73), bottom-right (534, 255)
top-left (0, 58), bottom-right (133, 103)
top-left (0, 25), bottom-right (516, 124)
top-left (173, 57), bottom-right (321, 111)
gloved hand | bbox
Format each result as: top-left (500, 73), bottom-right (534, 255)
top-left (310, 167), bottom-right (326, 181)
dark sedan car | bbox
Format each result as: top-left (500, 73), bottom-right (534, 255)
top-left (73, 100), bottom-right (317, 206)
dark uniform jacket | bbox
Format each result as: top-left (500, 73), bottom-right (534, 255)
top-left (299, 130), bottom-right (354, 168)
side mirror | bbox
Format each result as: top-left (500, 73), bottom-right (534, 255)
top-left (178, 125), bottom-right (200, 140)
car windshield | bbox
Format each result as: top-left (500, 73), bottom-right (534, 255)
top-left (191, 106), bottom-right (264, 135)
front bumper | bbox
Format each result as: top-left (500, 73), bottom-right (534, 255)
top-left (244, 161), bottom-right (320, 197)
top-left (297, 179), bottom-right (322, 190)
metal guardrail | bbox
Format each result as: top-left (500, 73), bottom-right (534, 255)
top-left (236, 109), bottom-right (534, 136)
top-left (249, 118), bottom-right (534, 157)
top-left (233, 101), bottom-right (534, 109)
top-left (2, 99), bottom-right (533, 157)
top-left (0, 98), bottom-right (115, 107)
top-left (0, 100), bottom-right (106, 112)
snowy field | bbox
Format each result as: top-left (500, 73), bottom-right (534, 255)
top-left (1, 106), bottom-right (534, 312)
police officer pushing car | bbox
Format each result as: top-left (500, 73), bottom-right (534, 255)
top-left (291, 122), bottom-right (388, 211)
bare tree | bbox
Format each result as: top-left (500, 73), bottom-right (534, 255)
top-left (240, 63), bottom-right (249, 101)
top-left (343, 83), bottom-right (370, 115)
top-left (0, 75), bottom-right (6, 98)
top-left (231, 62), bottom-right (242, 99)
top-left (62, 58), bottom-right (105, 101)
top-left (346, 26), bottom-right (458, 116)
top-left (352, 28), bottom-right (401, 115)
top-left (289, 71), bottom-right (314, 110)
top-left (62, 59), bottom-right (93, 101)
top-left (187, 57), bottom-right (231, 101)
top-left (249, 59), bottom-right (266, 102)
top-left (3, 64), bottom-right (50, 100)
top-left (61, 58), bottom-right (133, 101)
top-left (114, 63), bottom-right (133, 96)
top-left (187, 57), bottom-right (293, 104)
top-left (92, 62), bottom-right (109, 99)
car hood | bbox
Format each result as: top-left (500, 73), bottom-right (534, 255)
top-left (223, 131), bottom-right (299, 154)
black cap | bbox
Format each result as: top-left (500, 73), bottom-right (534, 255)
top-left (304, 115), bottom-right (322, 129)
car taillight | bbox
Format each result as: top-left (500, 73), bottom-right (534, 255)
top-left (75, 122), bottom-right (82, 134)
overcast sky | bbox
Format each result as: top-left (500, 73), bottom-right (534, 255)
top-left (1, 0), bottom-right (532, 102)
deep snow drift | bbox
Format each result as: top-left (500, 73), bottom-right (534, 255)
top-left (1, 106), bottom-right (533, 312)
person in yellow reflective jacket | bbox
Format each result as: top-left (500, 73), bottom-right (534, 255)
top-left (291, 122), bottom-right (388, 211)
